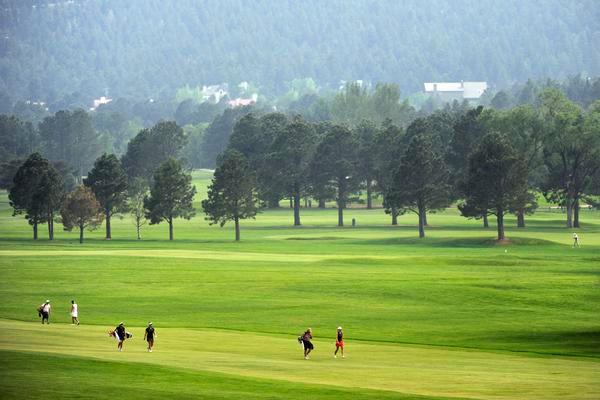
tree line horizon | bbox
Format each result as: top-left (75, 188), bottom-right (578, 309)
top-left (2, 85), bottom-right (600, 242)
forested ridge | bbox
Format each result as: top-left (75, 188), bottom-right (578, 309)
top-left (1, 0), bottom-right (599, 102)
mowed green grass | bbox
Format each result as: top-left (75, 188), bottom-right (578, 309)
top-left (0, 170), bottom-right (599, 399)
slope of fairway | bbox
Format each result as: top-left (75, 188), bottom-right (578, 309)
top-left (1, 320), bottom-right (598, 400)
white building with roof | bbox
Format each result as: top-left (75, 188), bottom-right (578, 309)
top-left (423, 81), bottom-right (487, 100)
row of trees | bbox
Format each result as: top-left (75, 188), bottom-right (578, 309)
top-left (214, 88), bottom-right (600, 240)
top-left (8, 151), bottom-right (197, 243)
top-left (5, 87), bottom-right (600, 242)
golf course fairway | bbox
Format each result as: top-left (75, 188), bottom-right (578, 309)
top-left (1, 171), bottom-right (599, 399)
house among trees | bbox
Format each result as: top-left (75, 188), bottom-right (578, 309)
top-left (201, 84), bottom-right (228, 103)
top-left (424, 81), bottom-right (487, 102)
top-left (228, 94), bottom-right (258, 108)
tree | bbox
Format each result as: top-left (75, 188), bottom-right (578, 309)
top-left (448, 106), bottom-right (488, 226)
top-left (200, 106), bottom-right (253, 168)
top-left (121, 120), bottom-right (187, 182)
top-left (310, 124), bottom-right (360, 226)
top-left (84, 153), bottom-right (128, 240)
top-left (0, 158), bottom-right (24, 190)
top-left (0, 114), bottom-right (37, 164)
top-left (387, 134), bottom-right (451, 238)
top-left (539, 89), bottom-right (600, 228)
top-left (144, 158), bottom-right (196, 240)
top-left (482, 105), bottom-right (544, 227)
top-left (61, 185), bottom-right (104, 244)
top-left (267, 116), bottom-right (317, 225)
top-left (228, 113), bottom-right (285, 207)
top-left (39, 109), bottom-right (102, 182)
top-left (354, 120), bottom-right (378, 209)
top-left (202, 150), bottom-right (260, 241)
top-left (375, 122), bottom-right (404, 225)
top-left (459, 133), bottom-right (529, 241)
top-left (128, 177), bottom-right (148, 240)
top-left (9, 153), bottom-right (63, 240)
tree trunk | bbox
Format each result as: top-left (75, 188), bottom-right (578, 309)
top-left (366, 180), bottom-right (372, 209)
top-left (293, 190), bottom-right (301, 226)
top-left (391, 208), bottom-right (398, 226)
top-left (48, 213), bottom-right (54, 240)
top-left (136, 219), bottom-right (141, 240)
top-left (483, 214), bottom-right (489, 228)
top-left (234, 216), bottom-right (240, 241)
top-left (573, 198), bottom-right (580, 228)
top-left (289, 197), bottom-right (293, 208)
top-left (517, 210), bottom-right (525, 228)
top-left (318, 198), bottom-right (326, 208)
top-left (496, 210), bottom-right (505, 241)
top-left (566, 198), bottom-right (573, 228)
top-left (33, 221), bottom-right (38, 240)
top-left (337, 182), bottom-right (345, 227)
top-left (418, 207), bottom-right (425, 238)
top-left (422, 210), bottom-right (428, 227)
top-left (168, 217), bottom-right (173, 241)
top-left (105, 209), bottom-right (111, 240)
top-left (79, 224), bottom-right (84, 244)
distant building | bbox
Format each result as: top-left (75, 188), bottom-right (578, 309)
top-left (228, 93), bottom-right (258, 108)
top-left (202, 84), bottom-right (228, 104)
top-left (90, 96), bottom-right (112, 110)
top-left (423, 81), bottom-right (487, 101)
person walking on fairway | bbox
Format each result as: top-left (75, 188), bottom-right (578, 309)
top-left (115, 322), bottom-right (126, 351)
top-left (301, 328), bottom-right (314, 359)
top-left (70, 300), bottom-right (80, 325)
top-left (573, 232), bottom-right (580, 247)
top-left (334, 326), bottom-right (345, 358)
top-left (38, 300), bottom-right (51, 324)
top-left (144, 322), bottom-right (156, 352)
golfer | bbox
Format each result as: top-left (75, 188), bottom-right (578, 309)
top-left (144, 322), bottom-right (156, 352)
top-left (39, 300), bottom-right (51, 324)
top-left (334, 326), bottom-right (345, 358)
top-left (301, 328), bottom-right (314, 359)
top-left (573, 232), bottom-right (580, 247)
top-left (115, 322), bottom-right (126, 351)
top-left (70, 300), bottom-right (80, 325)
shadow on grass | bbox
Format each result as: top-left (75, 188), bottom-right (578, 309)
top-left (349, 236), bottom-right (561, 248)
top-left (496, 330), bottom-right (600, 357)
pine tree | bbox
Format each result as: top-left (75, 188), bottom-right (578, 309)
top-left (144, 158), bottom-right (196, 240)
top-left (202, 150), bottom-right (259, 241)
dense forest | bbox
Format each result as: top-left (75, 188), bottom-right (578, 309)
top-left (1, 0), bottom-right (599, 104)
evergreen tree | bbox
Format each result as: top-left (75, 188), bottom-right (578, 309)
top-left (84, 153), bottom-right (128, 239)
top-left (354, 120), bottom-right (379, 209)
top-left (309, 124), bottom-right (360, 226)
top-left (144, 158), bottom-right (196, 240)
top-left (9, 153), bottom-right (63, 240)
top-left (122, 121), bottom-right (187, 182)
top-left (267, 116), bottom-right (317, 225)
top-left (375, 122), bottom-right (404, 225)
top-left (202, 150), bottom-right (260, 241)
top-left (387, 134), bottom-right (451, 238)
top-left (459, 133), bottom-right (529, 241)
top-left (538, 88), bottom-right (599, 228)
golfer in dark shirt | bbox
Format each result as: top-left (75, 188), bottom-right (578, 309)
top-left (144, 322), bottom-right (156, 352)
top-left (115, 322), bottom-right (126, 352)
top-left (302, 328), bottom-right (314, 359)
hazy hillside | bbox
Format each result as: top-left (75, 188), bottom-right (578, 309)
top-left (1, 0), bottom-right (599, 101)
